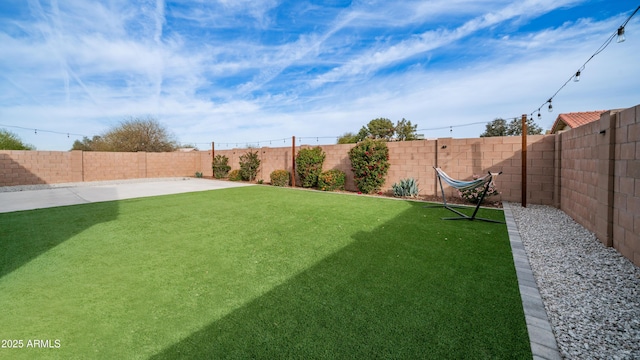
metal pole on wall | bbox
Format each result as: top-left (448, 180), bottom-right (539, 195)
top-left (521, 114), bottom-right (527, 207)
top-left (211, 142), bottom-right (215, 178)
top-left (291, 136), bottom-right (296, 187)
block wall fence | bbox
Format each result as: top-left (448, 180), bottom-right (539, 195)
top-left (214, 135), bottom-right (555, 205)
top-left (0, 104), bottom-right (638, 265)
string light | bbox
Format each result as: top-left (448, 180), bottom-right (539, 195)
top-left (0, 122), bottom-right (87, 138)
top-left (617, 26), bottom-right (626, 43)
top-left (528, 5), bottom-right (638, 119)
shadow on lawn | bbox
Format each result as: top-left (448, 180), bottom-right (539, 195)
top-left (151, 202), bottom-right (531, 359)
top-left (0, 189), bottom-right (119, 280)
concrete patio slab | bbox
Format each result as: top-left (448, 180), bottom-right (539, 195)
top-left (0, 178), bottom-right (253, 213)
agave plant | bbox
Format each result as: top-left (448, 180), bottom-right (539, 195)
top-left (392, 178), bottom-right (419, 197)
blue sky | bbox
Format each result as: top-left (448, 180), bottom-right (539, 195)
top-left (0, 0), bottom-right (638, 150)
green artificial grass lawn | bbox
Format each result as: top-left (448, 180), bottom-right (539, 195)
top-left (0, 186), bottom-right (531, 359)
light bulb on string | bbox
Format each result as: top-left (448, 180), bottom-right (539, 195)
top-left (574, 71), bottom-right (581, 82)
top-left (547, 99), bottom-right (553, 113)
top-left (617, 26), bottom-right (626, 43)
top-left (537, 111), bottom-right (541, 120)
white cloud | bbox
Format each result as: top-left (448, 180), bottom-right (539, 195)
top-left (0, 0), bottom-right (638, 150)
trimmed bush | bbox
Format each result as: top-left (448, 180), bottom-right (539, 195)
top-left (213, 155), bottom-right (231, 179)
top-left (228, 169), bottom-right (243, 181)
top-left (239, 150), bottom-right (260, 182)
top-left (318, 169), bottom-right (346, 191)
top-left (296, 147), bottom-right (326, 188)
top-left (348, 139), bottom-right (390, 194)
top-left (270, 170), bottom-right (290, 187)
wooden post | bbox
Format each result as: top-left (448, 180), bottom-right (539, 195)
top-left (521, 114), bottom-right (527, 207)
top-left (291, 136), bottom-right (296, 187)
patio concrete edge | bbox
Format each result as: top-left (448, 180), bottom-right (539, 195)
top-left (502, 201), bottom-right (562, 360)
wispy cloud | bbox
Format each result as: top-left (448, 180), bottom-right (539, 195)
top-left (0, 0), bottom-right (637, 150)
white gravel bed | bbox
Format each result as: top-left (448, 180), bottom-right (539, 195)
top-left (509, 203), bottom-right (640, 360)
top-left (0, 177), bottom-right (194, 193)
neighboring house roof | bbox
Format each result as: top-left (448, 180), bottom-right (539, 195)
top-left (550, 111), bottom-right (605, 134)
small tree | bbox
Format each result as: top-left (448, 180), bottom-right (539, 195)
top-left (366, 118), bottom-right (395, 140)
top-left (296, 147), bottom-right (326, 188)
top-left (480, 118), bottom-right (508, 137)
top-left (337, 132), bottom-right (360, 144)
top-left (72, 117), bottom-right (177, 152)
top-left (71, 136), bottom-right (101, 151)
top-left (348, 139), bottom-right (390, 194)
top-left (0, 129), bottom-right (35, 150)
top-left (212, 155), bottom-right (231, 179)
top-left (481, 117), bottom-right (543, 137)
top-left (239, 150), bottom-right (260, 181)
top-left (506, 118), bottom-right (543, 136)
top-left (395, 118), bottom-right (418, 141)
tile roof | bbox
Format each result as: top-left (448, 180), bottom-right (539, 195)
top-left (550, 111), bottom-right (606, 133)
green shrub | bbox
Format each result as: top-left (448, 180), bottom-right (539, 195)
top-left (348, 139), bottom-right (390, 194)
top-left (195, 171), bottom-right (203, 178)
top-left (318, 169), bottom-right (346, 191)
top-left (213, 154), bottom-right (231, 179)
top-left (457, 175), bottom-right (500, 204)
top-left (239, 150), bottom-right (260, 181)
top-left (270, 170), bottom-right (290, 187)
top-left (296, 147), bottom-right (326, 188)
top-left (392, 178), bottom-right (419, 197)
top-left (228, 169), bottom-right (243, 181)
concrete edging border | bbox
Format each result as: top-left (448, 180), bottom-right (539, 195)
top-left (503, 201), bottom-right (562, 360)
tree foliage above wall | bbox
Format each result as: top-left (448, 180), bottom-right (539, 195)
top-left (0, 129), bottom-right (35, 150)
top-left (337, 118), bottom-right (418, 144)
top-left (71, 117), bottom-right (178, 152)
top-left (480, 118), bottom-right (543, 137)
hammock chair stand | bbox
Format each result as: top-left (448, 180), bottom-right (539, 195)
top-left (426, 167), bottom-right (504, 223)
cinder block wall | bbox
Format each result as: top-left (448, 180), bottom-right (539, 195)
top-left (83, 152), bottom-right (142, 181)
top-left (214, 135), bottom-right (555, 204)
top-left (0, 150), bottom-right (209, 185)
top-left (0, 150), bottom-right (82, 185)
top-left (612, 106), bottom-right (639, 265)
top-left (557, 122), bottom-right (600, 234)
top-left (555, 105), bottom-right (640, 266)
